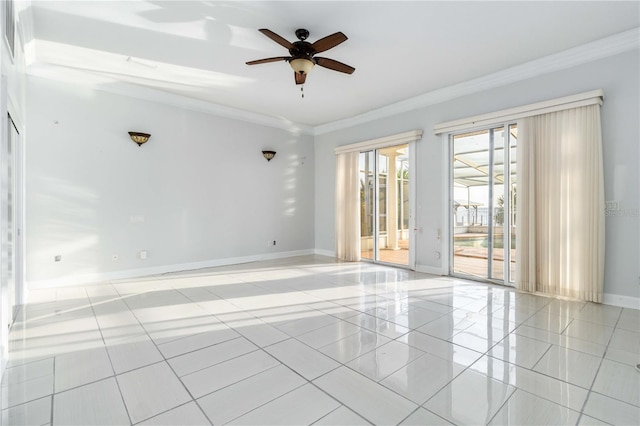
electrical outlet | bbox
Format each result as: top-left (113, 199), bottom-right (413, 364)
top-left (139, 250), bottom-right (148, 260)
top-left (54, 255), bottom-right (62, 262)
top-left (605, 201), bottom-right (619, 211)
top-left (130, 215), bottom-right (145, 223)
top-left (273, 240), bottom-right (276, 246)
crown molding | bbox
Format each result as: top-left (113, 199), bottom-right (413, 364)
top-left (97, 80), bottom-right (315, 136)
top-left (27, 63), bottom-right (315, 136)
top-left (23, 24), bottom-right (638, 138)
top-left (314, 27), bottom-right (640, 136)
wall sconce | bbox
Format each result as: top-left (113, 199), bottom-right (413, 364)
top-left (262, 150), bottom-right (276, 161)
top-left (129, 132), bottom-right (151, 147)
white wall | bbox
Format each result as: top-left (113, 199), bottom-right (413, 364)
top-left (26, 77), bottom-right (315, 286)
top-left (0, 0), bottom-right (29, 380)
top-left (314, 50), bottom-right (639, 305)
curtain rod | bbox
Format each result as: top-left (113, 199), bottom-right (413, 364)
top-left (334, 130), bottom-right (423, 154)
top-left (434, 89), bottom-right (604, 135)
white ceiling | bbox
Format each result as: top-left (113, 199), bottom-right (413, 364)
top-left (25, 1), bottom-right (640, 129)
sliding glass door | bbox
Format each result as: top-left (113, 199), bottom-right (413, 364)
top-left (360, 151), bottom-right (375, 261)
top-left (451, 125), bottom-right (516, 284)
top-left (359, 144), bottom-right (410, 267)
top-left (2, 113), bottom-right (22, 325)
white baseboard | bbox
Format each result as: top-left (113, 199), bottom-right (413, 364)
top-left (26, 249), bottom-right (315, 290)
top-left (415, 264), bottom-right (446, 276)
top-left (603, 293), bottom-right (640, 309)
top-left (314, 248), bottom-right (336, 258)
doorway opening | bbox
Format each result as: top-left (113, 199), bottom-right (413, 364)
top-left (359, 143), bottom-right (411, 267)
top-left (451, 125), bottom-right (516, 284)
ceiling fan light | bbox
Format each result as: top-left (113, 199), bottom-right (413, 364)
top-left (290, 58), bottom-right (314, 75)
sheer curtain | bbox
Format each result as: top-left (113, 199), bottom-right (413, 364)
top-left (335, 151), bottom-right (361, 261)
top-left (517, 104), bottom-right (605, 302)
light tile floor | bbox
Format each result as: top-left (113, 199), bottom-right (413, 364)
top-left (1, 255), bottom-right (639, 425)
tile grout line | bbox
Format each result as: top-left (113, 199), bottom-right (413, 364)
top-left (183, 358), bottom-right (284, 404)
top-left (7, 260), bottom-right (639, 426)
top-left (49, 382), bottom-right (54, 426)
top-left (130, 400), bottom-right (206, 426)
top-left (310, 359), bottom-right (424, 424)
top-left (308, 378), bottom-right (383, 426)
top-left (218, 366), bottom-right (314, 425)
top-left (250, 291), bottom-right (434, 423)
top-left (98, 283), bottom-right (220, 424)
top-left (84, 286), bottom-right (134, 426)
top-left (576, 305), bottom-right (626, 424)
top-left (485, 386), bottom-right (519, 425)
top-left (174, 285), bottom-right (290, 351)
top-left (115, 286), bottom-right (203, 422)
top-left (173, 345), bottom-right (262, 379)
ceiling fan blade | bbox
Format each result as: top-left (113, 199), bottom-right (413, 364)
top-left (311, 32), bottom-right (348, 53)
top-left (259, 29), bottom-right (294, 50)
top-left (246, 57), bottom-right (289, 65)
top-left (315, 57), bottom-right (355, 74)
top-left (295, 72), bottom-right (307, 85)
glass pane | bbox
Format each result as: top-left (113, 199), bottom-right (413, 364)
top-left (452, 125), bottom-right (517, 285)
top-left (360, 144), bottom-right (410, 267)
top-left (7, 117), bottom-right (16, 313)
top-left (452, 130), bottom-right (491, 279)
top-left (490, 127), bottom-right (505, 280)
top-left (378, 175), bottom-right (386, 233)
top-left (509, 124), bottom-right (517, 283)
top-left (378, 144), bottom-right (409, 266)
top-left (359, 151), bottom-right (374, 260)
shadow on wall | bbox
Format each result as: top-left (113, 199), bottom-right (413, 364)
top-left (282, 135), bottom-right (308, 217)
top-left (27, 173), bottom-right (101, 282)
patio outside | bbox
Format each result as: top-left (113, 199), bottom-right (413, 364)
top-left (360, 146), bottom-right (410, 267)
top-left (452, 126), bottom-right (517, 283)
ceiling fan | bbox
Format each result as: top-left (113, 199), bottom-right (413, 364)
top-left (246, 28), bottom-right (355, 85)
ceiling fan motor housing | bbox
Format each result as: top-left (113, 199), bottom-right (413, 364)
top-left (295, 28), bottom-right (310, 41)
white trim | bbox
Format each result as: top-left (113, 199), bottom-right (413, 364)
top-left (335, 133), bottom-right (419, 269)
top-left (26, 249), bottom-right (315, 290)
top-left (314, 248), bottom-right (336, 258)
top-left (26, 72), bottom-right (315, 136)
top-left (408, 141), bottom-right (416, 270)
top-left (24, 27), bottom-right (637, 136)
top-left (3, 0), bottom-right (16, 63)
top-left (603, 293), bottom-right (640, 310)
top-left (315, 28), bottom-right (637, 136)
top-left (434, 89), bottom-right (604, 135)
top-left (441, 133), bottom-right (451, 277)
top-left (16, 0), bottom-right (34, 53)
top-left (415, 264), bottom-right (445, 276)
top-left (334, 130), bottom-right (423, 154)
top-left (102, 79), bottom-right (316, 136)
top-left (6, 96), bottom-right (22, 133)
